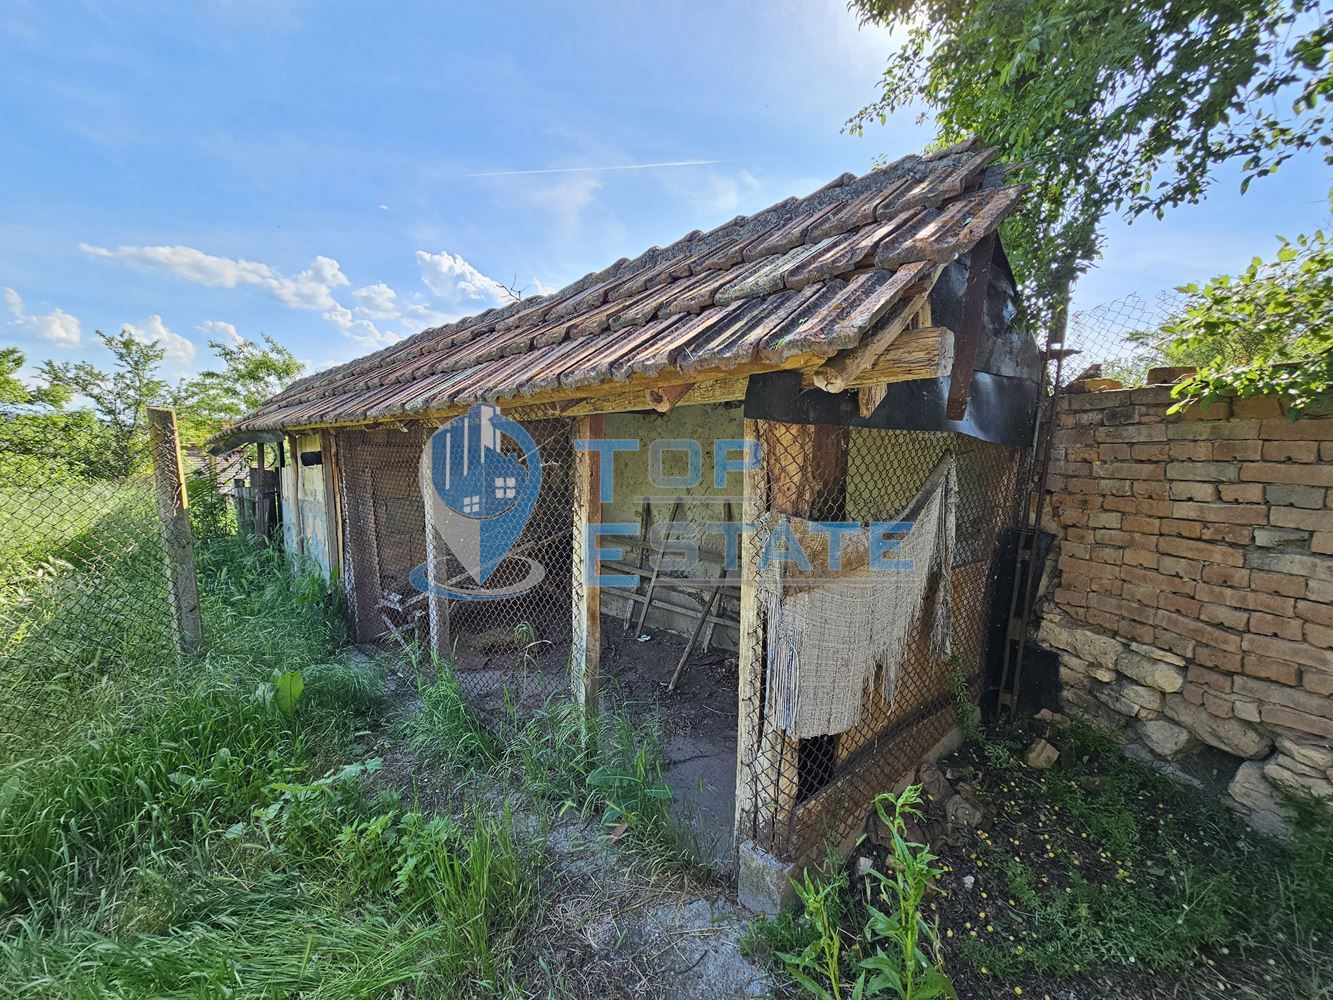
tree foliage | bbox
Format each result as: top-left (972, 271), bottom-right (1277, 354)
top-left (847, 0), bottom-right (1332, 322)
top-left (1167, 227), bottom-right (1333, 415)
top-left (171, 334), bottom-right (302, 447)
top-left (2, 332), bottom-right (304, 480)
top-left (40, 331), bottom-right (169, 478)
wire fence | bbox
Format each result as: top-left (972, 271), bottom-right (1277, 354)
top-left (0, 468), bottom-right (174, 756)
top-left (1062, 290), bottom-right (1187, 388)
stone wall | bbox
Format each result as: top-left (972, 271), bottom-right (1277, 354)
top-left (1036, 384), bottom-right (1333, 835)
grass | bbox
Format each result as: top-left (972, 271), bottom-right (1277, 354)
top-left (0, 529), bottom-right (543, 998)
top-left (0, 473), bottom-right (175, 756)
top-left (957, 722), bottom-right (1333, 988)
top-left (400, 647), bottom-right (702, 871)
top-left (1, 466), bottom-right (702, 996)
top-left (749, 720), bottom-right (1333, 1000)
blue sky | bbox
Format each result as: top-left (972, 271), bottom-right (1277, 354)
top-left (2, 0), bottom-right (1328, 382)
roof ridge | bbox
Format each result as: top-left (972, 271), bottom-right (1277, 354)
top-left (222, 140), bottom-right (1013, 437)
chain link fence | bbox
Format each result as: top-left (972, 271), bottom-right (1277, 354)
top-left (0, 468), bottom-right (174, 756)
top-left (737, 422), bottom-right (1024, 861)
top-left (1062, 291), bottom-right (1187, 388)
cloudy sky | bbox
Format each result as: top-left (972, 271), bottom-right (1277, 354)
top-left (2, 1), bottom-right (1328, 381)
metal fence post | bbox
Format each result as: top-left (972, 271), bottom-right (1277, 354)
top-left (147, 406), bottom-right (204, 653)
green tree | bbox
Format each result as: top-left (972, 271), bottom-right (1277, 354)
top-left (847, 0), bottom-right (1332, 327)
top-left (0, 348), bottom-right (112, 479)
top-left (41, 330), bottom-right (168, 478)
top-left (1167, 228), bottom-right (1333, 414)
top-left (172, 334), bottom-right (303, 446)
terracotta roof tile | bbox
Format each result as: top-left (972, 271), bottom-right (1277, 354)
top-left (222, 141), bottom-right (1021, 436)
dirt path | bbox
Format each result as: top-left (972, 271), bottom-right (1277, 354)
top-left (352, 647), bottom-right (773, 1000)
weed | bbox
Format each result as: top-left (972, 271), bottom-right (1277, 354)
top-left (859, 787), bottom-right (955, 1000)
top-left (759, 787), bottom-right (955, 1000)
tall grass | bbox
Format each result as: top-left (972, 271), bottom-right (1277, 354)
top-left (401, 650), bottom-right (700, 869)
top-left (0, 533), bottom-right (538, 998)
top-left (0, 473), bottom-right (175, 756)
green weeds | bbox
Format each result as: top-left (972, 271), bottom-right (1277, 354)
top-left (753, 786), bottom-right (955, 1000)
top-left (401, 650), bottom-right (700, 870)
top-left (958, 721), bottom-right (1333, 989)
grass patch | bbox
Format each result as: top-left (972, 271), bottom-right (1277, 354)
top-left (0, 533), bottom-right (539, 998)
top-left (400, 649), bottom-right (700, 870)
top-left (750, 720), bottom-right (1333, 999)
top-left (956, 723), bottom-right (1333, 986)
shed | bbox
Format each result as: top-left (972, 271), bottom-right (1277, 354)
top-left (214, 138), bottom-right (1039, 909)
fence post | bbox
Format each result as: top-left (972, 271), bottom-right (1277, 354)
top-left (147, 406), bottom-right (204, 653)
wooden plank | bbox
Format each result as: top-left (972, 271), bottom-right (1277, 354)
top-left (571, 414), bottom-right (604, 714)
top-left (808, 292), bottom-right (933, 393)
top-left (634, 497), bottom-right (682, 635)
top-left (147, 407), bottom-right (203, 653)
top-left (646, 381), bottom-right (694, 412)
top-left (945, 229), bottom-right (997, 420)
top-left (320, 430), bottom-right (343, 581)
top-left (621, 502), bottom-right (651, 632)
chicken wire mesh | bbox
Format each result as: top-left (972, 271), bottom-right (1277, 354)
top-left (330, 418), bottom-right (576, 717)
top-left (736, 420), bottom-right (1024, 861)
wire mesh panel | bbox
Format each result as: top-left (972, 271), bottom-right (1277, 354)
top-left (739, 420), bottom-right (1023, 861)
top-left (333, 425), bottom-right (431, 647)
top-left (0, 469), bottom-right (174, 756)
top-left (332, 416), bottom-right (576, 717)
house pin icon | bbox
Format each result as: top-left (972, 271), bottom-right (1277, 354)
top-left (420, 403), bottom-right (542, 586)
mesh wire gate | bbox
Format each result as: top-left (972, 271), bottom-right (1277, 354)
top-left (330, 419), bottom-right (577, 716)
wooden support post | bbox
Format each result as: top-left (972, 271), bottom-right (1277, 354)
top-left (321, 431), bottom-right (343, 580)
top-left (944, 230), bottom-right (997, 421)
top-left (571, 414), bottom-right (604, 715)
top-left (251, 444), bottom-right (269, 544)
top-left (287, 434), bottom-right (304, 558)
top-left (147, 407), bottom-right (203, 654)
top-left (739, 418), bottom-right (849, 856)
top-left (420, 430), bottom-right (451, 662)
top-left (735, 419), bottom-right (768, 848)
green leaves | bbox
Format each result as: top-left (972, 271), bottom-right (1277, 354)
top-left (272, 670), bottom-right (305, 717)
top-left (1167, 227), bottom-right (1333, 416)
top-left (848, 0), bottom-right (1332, 328)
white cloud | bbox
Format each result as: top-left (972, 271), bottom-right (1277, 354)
top-left (197, 320), bottom-right (243, 345)
top-left (81, 243), bottom-right (349, 311)
top-left (415, 250), bottom-right (513, 313)
top-left (323, 302), bottom-right (398, 349)
top-left (3, 286), bottom-right (82, 347)
top-left (123, 314), bottom-right (197, 364)
top-left (530, 276), bottom-right (558, 297)
top-left (352, 282), bottom-right (399, 320)
top-left (525, 174), bottom-right (603, 240)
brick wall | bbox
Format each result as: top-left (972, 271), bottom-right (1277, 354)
top-left (1036, 384), bottom-right (1333, 835)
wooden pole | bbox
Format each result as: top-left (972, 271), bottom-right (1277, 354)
top-left (571, 414), bottom-right (604, 715)
top-left (147, 407), bottom-right (203, 654)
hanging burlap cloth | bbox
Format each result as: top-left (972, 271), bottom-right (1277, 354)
top-left (758, 454), bottom-right (956, 739)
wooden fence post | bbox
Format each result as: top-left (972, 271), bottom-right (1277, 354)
top-left (147, 406), bottom-right (204, 653)
top-left (571, 414), bottom-right (603, 715)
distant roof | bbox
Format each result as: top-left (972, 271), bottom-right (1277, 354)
top-left (221, 137), bottom-right (1020, 440)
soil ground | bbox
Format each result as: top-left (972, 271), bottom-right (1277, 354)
top-left (363, 647), bottom-right (767, 1000)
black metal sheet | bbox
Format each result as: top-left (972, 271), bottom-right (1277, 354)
top-left (742, 370), bottom-right (1039, 447)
